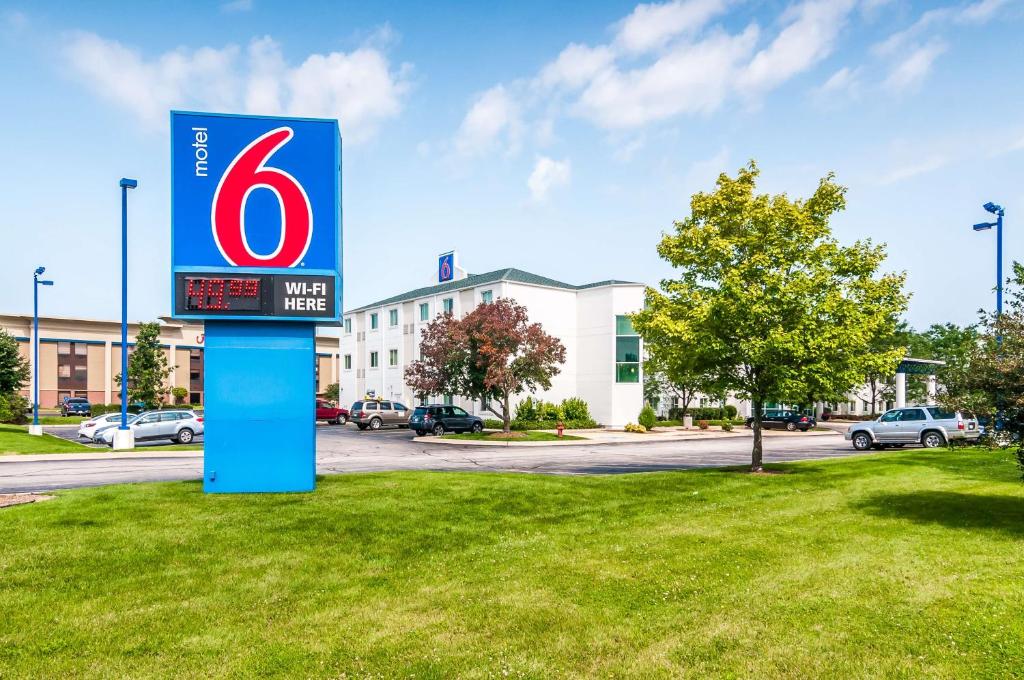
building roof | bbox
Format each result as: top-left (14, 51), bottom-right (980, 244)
top-left (346, 268), bottom-right (642, 314)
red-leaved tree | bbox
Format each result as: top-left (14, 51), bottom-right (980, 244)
top-left (405, 298), bottom-right (566, 432)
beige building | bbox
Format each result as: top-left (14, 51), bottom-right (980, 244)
top-left (0, 314), bottom-right (343, 408)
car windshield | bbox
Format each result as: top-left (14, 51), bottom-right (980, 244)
top-left (413, 407), bottom-right (428, 416)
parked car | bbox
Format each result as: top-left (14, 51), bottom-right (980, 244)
top-left (62, 397), bottom-right (91, 417)
top-left (316, 399), bottom-right (349, 425)
top-left (744, 409), bottom-right (816, 432)
top-left (409, 404), bottom-right (484, 436)
top-left (349, 400), bottom-right (410, 430)
top-left (97, 409), bottom-right (204, 446)
top-left (78, 413), bottom-right (128, 441)
top-left (845, 407), bottom-right (980, 451)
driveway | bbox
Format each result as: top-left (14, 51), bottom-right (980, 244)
top-left (0, 425), bottom-right (855, 493)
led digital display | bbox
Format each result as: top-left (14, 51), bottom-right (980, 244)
top-left (185, 277), bottom-right (262, 312)
top-left (173, 272), bottom-right (336, 319)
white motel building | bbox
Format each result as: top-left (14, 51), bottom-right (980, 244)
top-left (338, 263), bottom-right (645, 427)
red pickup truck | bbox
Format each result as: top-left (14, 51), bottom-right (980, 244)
top-left (316, 399), bottom-right (349, 425)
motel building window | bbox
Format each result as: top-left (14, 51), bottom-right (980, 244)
top-left (389, 349), bottom-right (398, 366)
top-left (481, 290), bottom-right (493, 304)
top-left (344, 318), bottom-right (352, 333)
top-left (344, 354), bottom-right (352, 370)
top-left (370, 313), bottom-right (378, 330)
top-left (389, 309), bottom-right (399, 326)
top-left (370, 351), bottom-right (379, 368)
top-left (615, 315), bottom-right (640, 383)
top-left (442, 298), bottom-right (454, 314)
top-left (419, 303), bottom-right (429, 321)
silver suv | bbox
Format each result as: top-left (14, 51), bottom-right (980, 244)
top-left (845, 407), bottom-right (979, 450)
top-left (97, 410), bottom-right (204, 446)
top-left (350, 400), bottom-right (410, 430)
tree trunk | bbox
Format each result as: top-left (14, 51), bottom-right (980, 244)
top-left (502, 393), bottom-right (511, 433)
top-left (751, 398), bottom-right (764, 472)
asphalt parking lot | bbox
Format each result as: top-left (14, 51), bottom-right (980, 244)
top-left (1, 423), bottom-right (860, 493)
top-left (42, 424), bottom-right (205, 448)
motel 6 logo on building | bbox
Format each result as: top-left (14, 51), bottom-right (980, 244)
top-left (171, 111), bottom-right (341, 274)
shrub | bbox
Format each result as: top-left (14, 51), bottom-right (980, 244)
top-left (638, 405), bottom-right (657, 430)
top-left (724, 404), bottom-right (738, 419)
top-left (721, 421), bottom-right (734, 432)
top-left (171, 387), bottom-right (188, 405)
top-left (698, 420), bottom-right (709, 430)
top-left (624, 422), bottom-right (646, 433)
top-left (510, 418), bottom-right (598, 431)
top-left (0, 393), bottom-right (29, 424)
top-left (561, 397), bottom-right (592, 421)
top-left (515, 396), bottom-right (538, 421)
top-left (483, 419), bottom-right (504, 430)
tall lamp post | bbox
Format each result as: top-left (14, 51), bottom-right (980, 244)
top-left (114, 178), bottom-right (138, 450)
top-left (29, 267), bottom-right (54, 436)
top-left (973, 201), bottom-right (1005, 431)
top-left (972, 201), bottom-right (1005, 320)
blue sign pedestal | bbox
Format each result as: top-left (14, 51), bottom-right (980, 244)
top-left (203, 321), bottom-right (315, 493)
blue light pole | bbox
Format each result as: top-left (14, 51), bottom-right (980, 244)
top-left (118, 178), bottom-right (138, 442)
top-left (972, 201), bottom-right (1005, 320)
top-left (30, 267), bottom-right (54, 435)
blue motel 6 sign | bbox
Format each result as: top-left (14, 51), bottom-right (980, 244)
top-left (171, 111), bottom-right (341, 323)
top-left (170, 111), bottom-right (342, 494)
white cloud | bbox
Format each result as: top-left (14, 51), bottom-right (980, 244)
top-left (221, 0), bottom-right (253, 12)
top-left (878, 155), bottom-right (948, 184)
top-left (527, 156), bottom-right (571, 201)
top-left (959, 0), bottom-right (1010, 23)
top-left (820, 66), bottom-right (858, 93)
top-left (883, 40), bottom-right (947, 92)
top-left (739, 0), bottom-right (857, 93)
top-left (614, 0), bottom-right (730, 54)
top-left (454, 85), bottom-right (522, 156)
top-left (576, 26), bottom-right (759, 128)
top-left (62, 32), bottom-right (411, 142)
top-left (538, 43), bottom-right (615, 89)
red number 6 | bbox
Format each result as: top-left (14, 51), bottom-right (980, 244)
top-left (212, 127), bottom-right (312, 267)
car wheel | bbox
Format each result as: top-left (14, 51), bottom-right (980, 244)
top-left (415, 430), bottom-right (426, 437)
top-left (177, 428), bottom-right (194, 444)
top-left (369, 417), bottom-right (383, 430)
top-left (851, 432), bottom-right (872, 451)
top-left (357, 424), bottom-right (367, 431)
top-left (744, 420), bottom-right (753, 429)
top-left (337, 415), bottom-right (348, 425)
top-left (921, 431), bottom-right (945, 448)
top-left (471, 422), bottom-right (483, 433)
top-left (432, 423), bottom-right (445, 436)
top-left (785, 422), bottom-right (797, 432)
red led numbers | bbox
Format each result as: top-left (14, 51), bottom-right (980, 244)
top-left (185, 277), bottom-right (261, 311)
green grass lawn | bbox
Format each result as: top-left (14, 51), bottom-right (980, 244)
top-left (0, 424), bottom-right (92, 454)
top-left (32, 415), bottom-right (87, 425)
top-left (2, 450), bottom-right (1023, 677)
top-left (444, 430), bottom-right (586, 442)
top-left (0, 425), bottom-right (202, 455)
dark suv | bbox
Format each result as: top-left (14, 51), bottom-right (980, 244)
top-left (744, 409), bottom-right (816, 432)
top-left (409, 405), bottom-right (484, 436)
top-left (62, 397), bottom-right (91, 417)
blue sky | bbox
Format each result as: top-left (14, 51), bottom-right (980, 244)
top-left (0, 0), bottom-right (1021, 329)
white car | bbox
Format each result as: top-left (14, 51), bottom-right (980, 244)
top-left (96, 410), bottom-right (204, 446)
top-left (77, 413), bottom-right (129, 441)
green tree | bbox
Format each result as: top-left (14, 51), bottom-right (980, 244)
top-left (115, 322), bottom-right (171, 409)
top-left (171, 386), bottom-right (188, 405)
top-left (323, 382), bottom-right (341, 403)
top-left (0, 328), bottom-right (30, 396)
top-left (640, 328), bottom-right (718, 418)
top-left (633, 162), bottom-right (907, 470)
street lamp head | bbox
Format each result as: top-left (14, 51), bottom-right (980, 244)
top-left (40, 280), bottom-right (54, 286)
top-left (973, 222), bottom-right (996, 231)
top-left (983, 201), bottom-right (1004, 216)
top-left (119, 178), bottom-right (138, 189)
top-left (34, 266), bottom-right (45, 276)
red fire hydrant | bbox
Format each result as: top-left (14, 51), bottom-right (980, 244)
top-left (557, 421), bottom-right (565, 439)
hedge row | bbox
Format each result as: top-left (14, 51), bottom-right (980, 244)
top-left (483, 418), bottom-right (599, 431)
